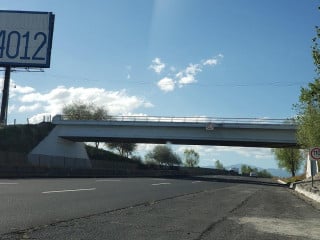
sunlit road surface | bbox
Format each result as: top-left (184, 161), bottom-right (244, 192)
top-left (1, 176), bottom-right (320, 239)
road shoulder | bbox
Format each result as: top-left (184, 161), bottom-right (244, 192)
top-left (290, 175), bottom-right (320, 204)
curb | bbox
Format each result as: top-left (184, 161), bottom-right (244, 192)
top-left (277, 179), bottom-right (287, 185)
top-left (294, 184), bottom-right (320, 203)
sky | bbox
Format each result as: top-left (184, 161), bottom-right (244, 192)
top-left (0, 0), bottom-right (319, 170)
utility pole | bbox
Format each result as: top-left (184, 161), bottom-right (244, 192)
top-left (0, 67), bottom-right (11, 125)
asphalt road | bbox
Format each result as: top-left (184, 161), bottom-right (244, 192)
top-left (1, 176), bottom-right (320, 239)
top-left (0, 176), bottom-right (234, 234)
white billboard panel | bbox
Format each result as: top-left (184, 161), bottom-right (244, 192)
top-left (0, 10), bottom-right (54, 68)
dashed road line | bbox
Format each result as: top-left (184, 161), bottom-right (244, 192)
top-left (0, 182), bottom-right (19, 185)
top-left (42, 188), bottom-right (96, 194)
top-left (152, 183), bottom-right (171, 186)
top-left (96, 179), bottom-right (121, 182)
top-left (192, 181), bottom-right (202, 184)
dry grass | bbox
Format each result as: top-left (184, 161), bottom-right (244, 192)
top-left (280, 174), bottom-right (306, 184)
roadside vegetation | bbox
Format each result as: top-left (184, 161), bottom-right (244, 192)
top-left (183, 149), bottom-right (200, 167)
top-left (86, 145), bottom-right (142, 165)
top-left (145, 145), bottom-right (182, 166)
top-left (271, 148), bottom-right (304, 177)
top-left (241, 164), bottom-right (273, 178)
top-left (280, 174), bottom-right (306, 185)
top-left (295, 14), bottom-right (320, 172)
top-left (271, 12), bottom-right (320, 177)
top-left (214, 160), bottom-right (224, 170)
top-left (0, 122), bottom-right (53, 153)
top-left (106, 142), bottom-right (137, 158)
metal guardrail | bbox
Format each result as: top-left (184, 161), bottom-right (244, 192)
top-left (55, 114), bottom-right (296, 125)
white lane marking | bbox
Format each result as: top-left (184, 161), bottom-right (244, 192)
top-left (96, 179), bottom-right (121, 182)
top-left (42, 188), bottom-right (96, 194)
top-left (192, 181), bottom-right (202, 184)
top-left (152, 183), bottom-right (171, 186)
top-left (0, 182), bottom-right (19, 185)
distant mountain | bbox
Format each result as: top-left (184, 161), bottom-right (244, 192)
top-left (225, 164), bottom-right (295, 177)
top-left (203, 163), bottom-right (292, 178)
top-left (226, 164), bottom-right (260, 170)
top-left (265, 168), bottom-right (291, 178)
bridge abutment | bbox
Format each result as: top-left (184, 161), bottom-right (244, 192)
top-left (28, 126), bottom-right (91, 169)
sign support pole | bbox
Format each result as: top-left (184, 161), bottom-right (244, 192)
top-left (0, 67), bottom-right (11, 125)
top-left (311, 160), bottom-right (314, 188)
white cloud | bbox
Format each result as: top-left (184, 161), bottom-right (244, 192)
top-left (151, 54), bottom-right (223, 92)
top-left (185, 64), bottom-right (202, 75)
top-left (8, 104), bottom-right (16, 114)
top-left (149, 57), bottom-right (166, 74)
top-left (203, 54), bottom-right (224, 66)
top-left (203, 58), bottom-right (218, 66)
top-left (176, 145), bottom-right (272, 162)
top-left (157, 77), bottom-right (175, 92)
top-left (11, 84), bottom-right (153, 122)
top-left (12, 83), bottom-right (35, 94)
top-left (0, 79), bottom-right (35, 98)
top-left (137, 143), bottom-right (158, 154)
top-left (18, 103), bottom-right (41, 113)
top-left (178, 75), bottom-right (196, 85)
top-left (28, 113), bottom-right (52, 124)
top-left (176, 64), bottom-right (202, 87)
top-left (208, 146), bottom-right (273, 159)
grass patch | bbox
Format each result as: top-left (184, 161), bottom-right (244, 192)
top-left (0, 123), bottom-right (54, 153)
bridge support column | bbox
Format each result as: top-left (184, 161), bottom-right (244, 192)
top-left (28, 126), bottom-right (91, 169)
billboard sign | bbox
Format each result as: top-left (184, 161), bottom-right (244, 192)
top-left (0, 10), bottom-right (54, 68)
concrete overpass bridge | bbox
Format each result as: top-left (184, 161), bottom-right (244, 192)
top-left (28, 115), bottom-right (298, 168)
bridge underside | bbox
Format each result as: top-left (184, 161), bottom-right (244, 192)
top-left (61, 136), bottom-right (297, 148)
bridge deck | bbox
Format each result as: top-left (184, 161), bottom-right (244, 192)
top-left (52, 115), bottom-right (298, 148)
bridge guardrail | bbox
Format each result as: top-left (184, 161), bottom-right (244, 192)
top-left (54, 114), bottom-right (296, 125)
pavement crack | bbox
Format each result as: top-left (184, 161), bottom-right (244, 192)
top-left (194, 189), bottom-right (259, 240)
